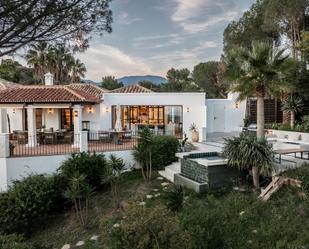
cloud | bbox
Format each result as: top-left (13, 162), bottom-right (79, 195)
top-left (118, 11), bottom-right (143, 25)
top-left (77, 44), bottom-right (153, 80)
top-left (170, 0), bottom-right (242, 33)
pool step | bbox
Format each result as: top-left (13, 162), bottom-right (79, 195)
top-left (158, 161), bottom-right (181, 183)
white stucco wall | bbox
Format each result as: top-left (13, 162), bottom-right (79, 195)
top-left (7, 108), bottom-right (23, 131)
top-left (0, 150), bottom-right (136, 191)
top-left (206, 93), bottom-right (246, 133)
top-left (43, 108), bottom-right (60, 130)
top-left (103, 92), bottom-right (207, 141)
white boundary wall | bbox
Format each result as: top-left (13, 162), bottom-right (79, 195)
top-left (0, 150), bottom-right (135, 192)
top-left (206, 93), bottom-right (246, 133)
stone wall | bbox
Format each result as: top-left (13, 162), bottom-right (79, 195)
top-left (181, 158), bottom-right (208, 183)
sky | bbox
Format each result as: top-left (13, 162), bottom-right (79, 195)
top-left (76, 0), bottom-right (256, 81)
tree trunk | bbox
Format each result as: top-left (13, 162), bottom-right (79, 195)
top-left (252, 166), bottom-right (260, 189)
top-left (290, 112), bottom-right (295, 129)
top-left (256, 88), bottom-right (265, 139)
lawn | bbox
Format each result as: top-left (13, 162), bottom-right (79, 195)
top-left (26, 165), bottom-right (309, 249)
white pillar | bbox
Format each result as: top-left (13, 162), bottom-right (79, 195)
top-left (73, 105), bottom-right (83, 148)
top-left (0, 108), bottom-right (8, 133)
top-left (26, 105), bottom-right (37, 147)
top-left (0, 133), bottom-right (9, 158)
top-left (79, 130), bottom-right (88, 152)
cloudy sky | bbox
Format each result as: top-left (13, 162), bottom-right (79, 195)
top-left (78, 0), bottom-right (256, 80)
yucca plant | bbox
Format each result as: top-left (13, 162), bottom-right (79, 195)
top-left (103, 154), bottom-right (126, 209)
top-left (64, 174), bottom-right (94, 227)
top-left (132, 127), bottom-right (154, 182)
top-left (164, 185), bottom-right (186, 212)
top-left (222, 133), bottom-right (275, 189)
top-left (281, 95), bottom-right (304, 129)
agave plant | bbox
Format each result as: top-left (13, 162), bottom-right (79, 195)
top-left (222, 133), bottom-right (275, 189)
top-left (281, 95), bottom-right (304, 129)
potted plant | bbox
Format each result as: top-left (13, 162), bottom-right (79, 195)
top-left (189, 123), bottom-right (199, 143)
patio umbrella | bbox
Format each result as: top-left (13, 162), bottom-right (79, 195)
top-left (115, 104), bottom-right (122, 131)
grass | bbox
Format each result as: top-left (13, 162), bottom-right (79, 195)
top-left (27, 165), bottom-right (309, 248)
top-left (27, 170), bottom-right (166, 248)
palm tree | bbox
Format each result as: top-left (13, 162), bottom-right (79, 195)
top-left (70, 59), bottom-right (86, 83)
top-left (281, 95), bottom-right (304, 129)
top-left (223, 133), bottom-right (275, 188)
top-left (224, 41), bottom-right (291, 138)
top-left (25, 42), bottom-right (51, 83)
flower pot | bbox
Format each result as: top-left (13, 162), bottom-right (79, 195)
top-left (191, 131), bottom-right (199, 142)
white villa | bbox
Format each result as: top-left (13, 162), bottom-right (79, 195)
top-left (0, 74), bottom-right (246, 191)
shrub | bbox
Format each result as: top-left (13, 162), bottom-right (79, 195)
top-left (0, 174), bottom-right (65, 235)
top-left (181, 192), bottom-right (309, 249)
top-left (58, 152), bottom-right (107, 189)
top-left (0, 234), bottom-right (50, 249)
top-left (151, 135), bottom-right (179, 170)
top-left (102, 204), bottom-right (192, 249)
top-left (163, 185), bottom-right (186, 212)
top-left (282, 164), bottom-right (309, 195)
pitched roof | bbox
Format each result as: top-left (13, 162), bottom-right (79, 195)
top-left (0, 84), bottom-right (102, 104)
top-left (111, 84), bottom-right (153, 93)
top-left (68, 83), bottom-right (108, 99)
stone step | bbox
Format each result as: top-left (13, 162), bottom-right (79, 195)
top-left (158, 161), bottom-right (181, 183)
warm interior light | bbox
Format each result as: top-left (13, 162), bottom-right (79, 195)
top-left (88, 106), bottom-right (93, 114)
top-left (12, 108), bottom-right (16, 114)
top-left (105, 106), bottom-right (109, 113)
top-left (48, 108), bottom-right (53, 114)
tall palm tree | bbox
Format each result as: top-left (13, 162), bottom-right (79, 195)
top-left (224, 41), bottom-right (291, 138)
top-left (25, 42), bottom-right (51, 83)
top-left (70, 59), bottom-right (86, 83)
top-left (281, 95), bottom-right (304, 128)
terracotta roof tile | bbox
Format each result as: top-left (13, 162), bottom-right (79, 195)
top-left (68, 83), bottom-right (108, 99)
top-left (112, 84), bottom-right (153, 93)
top-left (0, 85), bottom-right (101, 103)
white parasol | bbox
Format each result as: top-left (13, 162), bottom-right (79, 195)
top-left (115, 104), bottom-right (122, 131)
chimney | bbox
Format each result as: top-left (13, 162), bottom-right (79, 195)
top-left (44, 72), bottom-right (54, 86)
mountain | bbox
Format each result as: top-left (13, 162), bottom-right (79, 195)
top-left (117, 75), bottom-right (167, 85)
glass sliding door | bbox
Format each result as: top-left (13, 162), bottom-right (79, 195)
top-left (111, 105), bottom-right (183, 137)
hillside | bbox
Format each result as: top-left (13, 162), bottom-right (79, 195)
top-left (117, 75), bottom-right (167, 85)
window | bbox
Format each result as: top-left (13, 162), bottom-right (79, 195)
top-left (111, 105), bottom-right (183, 137)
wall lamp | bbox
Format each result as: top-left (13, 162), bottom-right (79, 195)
top-left (105, 106), bottom-right (109, 113)
top-left (87, 106), bottom-right (94, 114)
top-left (48, 108), bottom-right (53, 114)
top-left (235, 103), bottom-right (239, 109)
top-left (12, 108), bottom-right (16, 114)
top-left (74, 110), bottom-right (78, 117)
top-left (186, 107), bottom-right (191, 113)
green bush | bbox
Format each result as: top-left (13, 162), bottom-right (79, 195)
top-left (163, 185), bottom-right (186, 212)
top-left (282, 164), bottom-right (309, 194)
top-left (58, 152), bottom-right (107, 189)
top-left (0, 234), bottom-right (50, 249)
top-left (151, 135), bottom-right (179, 170)
top-left (102, 204), bottom-right (192, 249)
top-left (0, 174), bottom-right (65, 235)
top-left (181, 192), bottom-right (309, 249)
